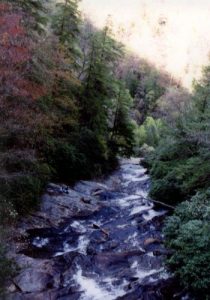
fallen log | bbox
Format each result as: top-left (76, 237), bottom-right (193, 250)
top-left (135, 194), bottom-right (175, 210)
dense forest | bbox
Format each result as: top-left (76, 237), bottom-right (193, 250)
top-left (0, 0), bottom-right (135, 292)
top-left (142, 67), bottom-right (210, 298)
top-left (0, 0), bottom-right (209, 299)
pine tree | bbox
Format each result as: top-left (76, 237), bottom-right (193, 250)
top-left (52, 0), bottom-right (81, 64)
top-left (80, 25), bottom-right (123, 134)
top-left (79, 25), bottom-right (134, 169)
top-left (110, 81), bottom-right (134, 156)
top-left (0, 0), bottom-right (49, 33)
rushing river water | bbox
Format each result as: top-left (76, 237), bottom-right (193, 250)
top-left (20, 158), bottom-right (178, 300)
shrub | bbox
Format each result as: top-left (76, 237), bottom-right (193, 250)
top-left (164, 190), bottom-right (210, 298)
top-left (0, 157), bottom-right (51, 216)
top-left (149, 177), bottom-right (183, 205)
top-left (0, 229), bottom-right (17, 296)
top-left (139, 143), bottom-right (155, 157)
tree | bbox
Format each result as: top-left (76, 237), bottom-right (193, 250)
top-left (52, 0), bottom-right (81, 65)
top-left (144, 64), bottom-right (210, 297)
top-left (80, 25), bottom-right (123, 134)
top-left (0, 1), bottom-right (51, 217)
top-left (0, 0), bottom-right (49, 33)
top-left (134, 70), bottom-right (165, 124)
top-left (109, 82), bottom-right (134, 156)
top-left (77, 23), bottom-right (135, 172)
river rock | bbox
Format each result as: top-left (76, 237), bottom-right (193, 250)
top-left (74, 180), bottom-right (109, 196)
top-left (94, 250), bottom-right (145, 268)
top-left (117, 278), bottom-right (180, 300)
top-left (17, 188), bottom-right (101, 233)
top-left (14, 270), bottom-right (54, 293)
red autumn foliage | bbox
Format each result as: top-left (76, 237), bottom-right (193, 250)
top-left (0, 2), bottom-right (46, 101)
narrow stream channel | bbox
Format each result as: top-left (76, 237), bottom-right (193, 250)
top-left (20, 158), bottom-right (178, 300)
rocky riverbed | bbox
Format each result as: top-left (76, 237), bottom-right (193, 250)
top-left (7, 158), bottom-right (182, 300)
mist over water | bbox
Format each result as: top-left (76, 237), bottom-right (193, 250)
top-left (80, 0), bottom-right (210, 89)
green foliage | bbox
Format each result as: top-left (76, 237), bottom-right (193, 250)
top-left (0, 155), bottom-right (51, 215)
top-left (79, 25), bottom-right (134, 168)
top-left (0, 228), bottom-right (17, 296)
top-left (133, 70), bottom-right (165, 124)
top-left (145, 65), bottom-right (210, 297)
top-left (0, 244), bottom-right (16, 295)
top-left (146, 65), bottom-right (210, 203)
top-left (134, 117), bottom-right (164, 156)
top-left (110, 82), bottom-right (134, 156)
top-left (164, 190), bottom-right (210, 298)
top-left (137, 143), bottom-right (155, 157)
top-left (0, 197), bottom-right (17, 224)
top-left (52, 0), bottom-right (81, 60)
top-left (10, 0), bottom-right (49, 33)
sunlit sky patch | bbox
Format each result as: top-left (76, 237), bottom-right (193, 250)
top-left (80, 0), bottom-right (210, 89)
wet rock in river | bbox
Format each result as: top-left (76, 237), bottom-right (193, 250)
top-left (94, 250), bottom-right (145, 268)
top-left (117, 278), bottom-right (179, 300)
top-left (14, 270), bottom-right (54, 293)
top-left (74, 180), bottom-right (108, 196)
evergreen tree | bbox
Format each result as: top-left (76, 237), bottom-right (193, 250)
top-left (78, 24), bottom-right (134, 172)
top-left (52, 0), bottom-right (81, 65)
top-left (110, 82), bottom-right (134, 156)
top-left (78, 25), bottom-right (127, 172)
top-left (1, 0), bottom-right (50, 33)
top-left (79, 24), bottom-right (125, 133)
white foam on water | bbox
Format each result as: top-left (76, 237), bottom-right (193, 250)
top-left (77, 235), bottom-right (89, 254)
top-left (131, 220), bottom-right (136, 226)
top-left (64, 235), bottom-right (89, 255)
top-left (125, 233), bottom-right (145, 251)
top-left (117, 224), bottom-right (127, 229)
top-left (74, 269), bottom-right (127, 300)
top-left (32, 237), bottom-right (49, 248)
top-left (148, 269), bottom-right (171, 283)
top-left (129, 204), bottom-right (151, 216)
top-left (117, 194), bottom-right (141, 208)
top-left (131, 260), bottom-right (138, 269)
top-left (142, 209), bottom-right (166, 221)
top-left (133, 174), bottom-right (149, 182)
top-left (54, 243), bottom-right (78, 257)
top-left (126, 232), bottom-right (138, 242)
top-left (122, 175), bottom-right (149, 188)
top-left (147, 252), bottom-right (155, 257)
top-left (121, 158), bottom-right (140, 165)
top-left (70, 221), bottom-right (87, 233)
top-left (135, 189), bottom-right (149, 198)
top-left (122, 168), bottom-right (146, 181)
top-left (135, 267), bottom-right (165, 282)
top-left (131, 259), bottom-right (166, 282)
top-left (54, 235), bottom-right (89, 257)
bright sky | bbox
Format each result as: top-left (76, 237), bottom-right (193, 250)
top-left (80, 0), bottom-right (210, 90)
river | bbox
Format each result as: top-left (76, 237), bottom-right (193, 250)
top-left (10, 158), bottom-right (182, 299)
